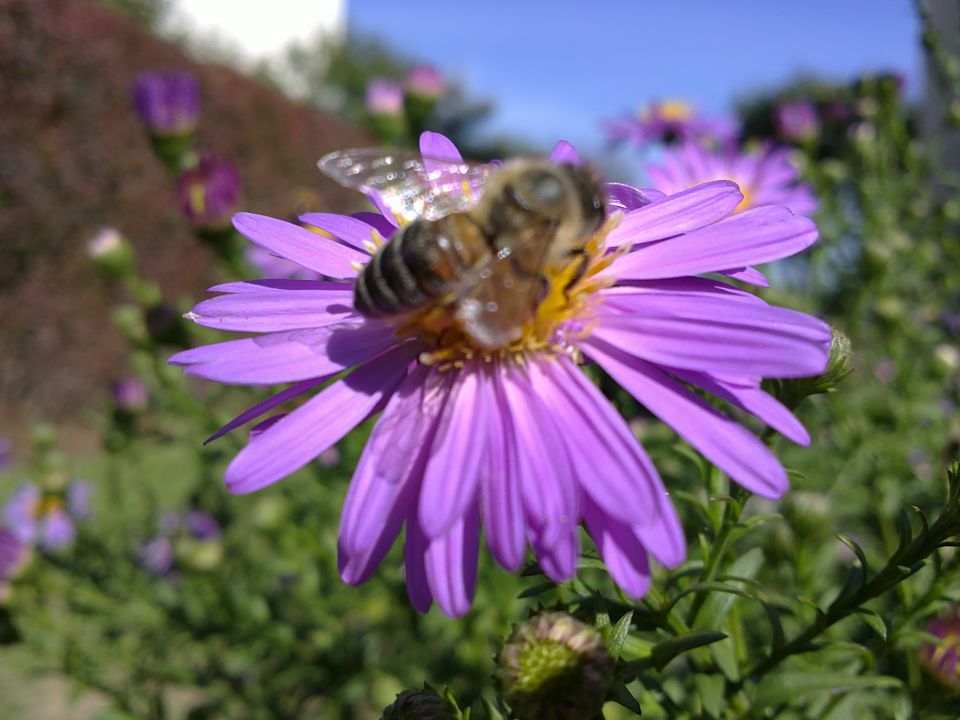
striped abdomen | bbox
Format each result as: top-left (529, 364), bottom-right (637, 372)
top-left (354, 215), bottom-right (490, 317)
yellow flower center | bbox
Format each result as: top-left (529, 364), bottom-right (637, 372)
top-left (35, 495), bottom-right (64, 519)
top-left (645, 100), bottom-right (693, 123)
top-left (394, 214), bottom-right (623, 370)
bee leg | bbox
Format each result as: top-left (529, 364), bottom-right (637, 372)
top-left (562, 249), bottom-right (590, 298)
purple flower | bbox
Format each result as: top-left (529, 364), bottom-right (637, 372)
top-left (139, 510), bottom-right (221, 575)
top-left (405, 65), bottom-right (444, 99)
top-left (137, 537), bottom-right (175, 576)
top-left (175, 153), bottom-right (243, 230)
top-left (111, 377), bottom-right (150, 413)
top-left (604, 100), bottom-right (738, 147)
top-left (922, 611), bottom-right (960, 686)
top-left (133, 71), bottom-right (200, 136)
top-left (3, 483), bottom-right (86, 552)
top-left (0, 528), bottom-right (28, 586)
top-left (365, 78), bottom-right (404, 116)
top-left (172, 132), bottom-right (829, 617)
top-left (774, 101), bottom-right (820, 142)
top-left (645, 142), bottom-right (818, 222)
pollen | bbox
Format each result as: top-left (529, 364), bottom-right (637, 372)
top-left (405, 213), bottom-right (623, 368)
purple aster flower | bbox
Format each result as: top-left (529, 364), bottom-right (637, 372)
top-left (0, 528), bottom-right (28, 583)
top-left (365, 78), bottom-right (405, 116)
top-left (405, 64), bottom-right (445, 99)
top-left (133, 71), bottom-right (200, 136)
top-left (3, 481), bottom-right (89, 552)
top-left (774, 101), bottom-right (820, 142)
top-left (111, 377), bottom-right (150, 413)
top-left (604, 100), bottom-right (738, 147)
top-left (171, 132), bottom-right (829, 617)
top-left (184, 511), bottom-right (221, 540)
top-left (175, 153), bottom-right (243, 230)
top-left (922, 611), bottom-right (960, 686)
top-left (137, 537), bottom-right (175, 576)
top-left (645, 142), bottom-right (818, 222)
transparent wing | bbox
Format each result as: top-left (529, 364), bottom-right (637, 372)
top-left (318, 148), bottom-right (493, 224)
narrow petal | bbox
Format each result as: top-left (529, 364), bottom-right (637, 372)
top-left (300, 212), bottom-right (380, 251)
top-left (500, 364), bottom-right (578, 549)
top-left (528, 357), bottom-right (661, 528)
top-left (605, 183), bottom-right (664, 211)
top-left (670, 369), bottom-right (810, 446)
top-left (351, 211), bottom-right (399, 238)
top-left (233, 213), bottom-right (368, 279)
top-left (583, 497), bottom-right (651, 599)
top-left (189, 288), bottom-right (357, 332)
top-left (174, 322), bottom-right (400, 385)
top-left (339, 366), bottom-right (445, 556)
top-left (531, 526), bottom-right (578, 583)
top-left (610, 205), bottom-right (818, 279)
top-left (592, 294), bottom-right (831, 379)
top-left (205, 377), bottom-right (324, 444)
top-left (605, 181), bottom-right (743, 248)
top-left (425, 503), bottom-right (480, 618)
top-left (719, 266), bottom-right (770, 287)
top-left (404, 516), bottom-right (433, 612)
top-left (549, 140), bottom-right (581, 165)
top-left (418, 364), bottom-right (489, 538)
top-left (482, 365), bottom-right (526, 571)
top-left (584, 338), bottom-right (788, 498)
top-left (224, 343), bottom-right (418, 494)
top-left (208, 279), bottom-right (350, 294)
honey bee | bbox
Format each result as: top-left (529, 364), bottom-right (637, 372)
top-left (318, 148), bottom-right (606, 350)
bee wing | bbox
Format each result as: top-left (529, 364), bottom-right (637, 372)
top-left (318, 148), bottom-right (493, 224)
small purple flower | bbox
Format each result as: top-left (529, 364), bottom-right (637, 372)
top-left (0, 528), bottom-right (28, 584)
top-left (365, 78), bottom-right (404, 116)
top-left (645, 141), bottom-right (818, 219)
top-left (172, 132), bottom-right (829, 617)
top-left (184, 511), bottom-right (221, 540)
top-left (605, 100), bottom-right (738, 147)
top-left (133, 71), bottom-right (200, 136)
top-left (3, 481), bottom-right (89, 552)
top-left (111, 377), bottom-right (150, 413)
top-left (922, 611), bottom-right (960, 686)
top-left (405, 65), bottom-right (444, 99)
top-left (137, 537), bottom-right (175, 576)
top-left (774, 101), bottom-right (820, 142)
top-left (175, 153), bottom-right (243, 230)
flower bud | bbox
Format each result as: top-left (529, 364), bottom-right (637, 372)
top-left (774, 101), bottom-right (820, 142)
top-left (133, 72), bottom-right (201, 170)
top-left (922, 610), bottom-right (960, 686)
top-left (766, 328), bottom-right (853, 410)
top-left (366, 78), bottom-right (405, 116)
top-left (496, 612), bottom-right (613, 720)
top-left (111, 377), bottom-right (149, 414)
top-left (86, 227), bottom-right (135, 277)
top-left (380, 687), bottom-right (457, 720)
top-left (175, 153), bottom-right (243, 232)
top-left (405, 65), bottom-right (444, 100)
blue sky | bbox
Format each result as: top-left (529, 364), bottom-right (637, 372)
top-left (349, 0), bottom-right (920, 156)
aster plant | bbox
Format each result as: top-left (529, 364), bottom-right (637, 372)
top-left (172, 131), bottom-right (830, 617)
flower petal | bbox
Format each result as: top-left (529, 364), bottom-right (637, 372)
top-left (425, 503), bottom-right (480, 618)
top-left (224, 343), bottom-right (418, 494)
top-left (719, 266), bottom-right (770, 287)
top-left (205, 377), bottom-right (325, 444)
top-left (593, 293), bottom-right (831, 379)
top-left (605, 181), bottom-right (743, 248)
top-left (610, 205), bottom-right (818, 279)
top-left (172, 322), bottom-right (401, 385)
top-left (418, 364), bottom-right (489, 539)
top-left (300, 212), bottom-right (380, 251)
top-left (531, 526), bottom-right (578, 583)
top-left (605, 183), bottom-right (664, 212)
top-left (482, 366), bottom-right (526, 571)
top-left (549, 140), bottom-right (580, 165)
top-left (420, 131), bottom-right (462, 165)
top-left (584, 337), bottom-right (789, 498)
top-left (189, 288), bottom-right (357, 332)
top-left (233, 213), bottom-right (367, 279)
top-left (404, 516), bottom-right (433, 612)
top-left (583, 497), bottom-right (651, 599)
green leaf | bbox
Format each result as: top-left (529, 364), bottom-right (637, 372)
top-left (594, 592), bottom-right (611, 630)
top-left (854, 608), bottom-right (888, 641)
top-left (517, 582), bottom-right (556, 599)
top-left (609, 610), bottom-right (634, 661)
top-left (608, 680), bottom-right (643, 715)
top-left (695, 674), bottom-right (725, 719)
top-left (651, 631), bottom-right (728, 671)
top-left (752, 672), bottom-right (903, 709)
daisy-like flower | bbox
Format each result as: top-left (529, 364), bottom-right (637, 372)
top-left (604, 100), bottom-right (738, 148)
top-left (133, 71), bottom-right (200, 137)
top-left (175, 153), bottom-right (244, 231)
top-left (172, 132), bottom-right (829, 617)
top-left (3, 480), bottom-right (91, 552)
top-left (774, 101), bottom-right (820, 143)
top-left (645, 141), bottom-right (817, 219)
top-left (922, 611), bottom-right (960, 686)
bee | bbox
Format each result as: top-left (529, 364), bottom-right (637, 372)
top-left (317, 148), bottom-right (606, 350)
